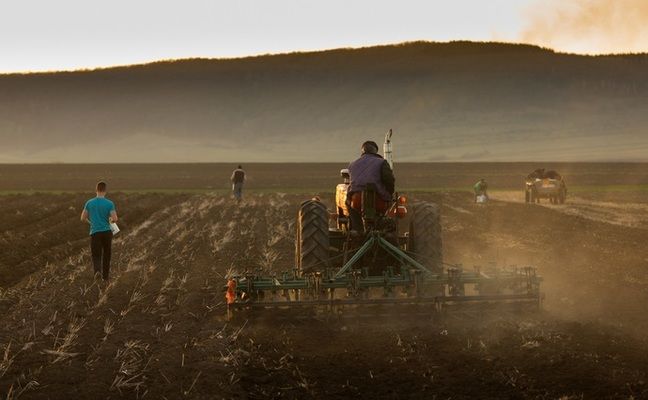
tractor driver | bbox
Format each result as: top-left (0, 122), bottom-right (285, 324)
top-left (346, 140), bottom-right (395, 231)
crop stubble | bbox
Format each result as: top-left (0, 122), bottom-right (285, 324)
top-left (1, 190), bottom-right (648, 399)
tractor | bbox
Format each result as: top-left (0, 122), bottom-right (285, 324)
top-left (225, 131), bottom-right (542, 315)
top-left (525, 169), bottom-right (567, 204)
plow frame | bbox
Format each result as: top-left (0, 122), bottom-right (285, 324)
top-left (225, 231), bottom-right (543, 314)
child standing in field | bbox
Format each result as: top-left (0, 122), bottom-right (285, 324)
top-left (231, 165), bottom-right (245, 201)
top-left (80, 181), bottom-right (118, 281)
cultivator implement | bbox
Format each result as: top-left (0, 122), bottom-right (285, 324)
top-left (225, 231), bottom-right (542, 316)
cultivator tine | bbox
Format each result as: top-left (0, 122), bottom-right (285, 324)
top-left (447, 266), bottom-right (465, 296)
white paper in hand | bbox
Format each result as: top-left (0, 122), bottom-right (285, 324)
top-left (110, 222), bottom-right (120, 235)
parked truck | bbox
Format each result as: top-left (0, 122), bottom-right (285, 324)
top-left (525, 169), bottom-right (567, 204)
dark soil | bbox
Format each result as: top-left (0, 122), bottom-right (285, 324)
top-left (1, 190), bottom-right (647, 399)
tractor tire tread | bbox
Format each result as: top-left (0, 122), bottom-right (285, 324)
top-left (409, 202), bottom-right (443, 272)
top-left (297, 200), bottom-right (330, 272)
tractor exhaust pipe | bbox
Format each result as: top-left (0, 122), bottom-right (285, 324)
top-left (384, 128), bottom-right (394, 170)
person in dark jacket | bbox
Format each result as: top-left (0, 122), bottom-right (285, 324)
top-left (231, 165), bottom-right (245, 201)
top-left (346, 140), bottom-right (395, 230)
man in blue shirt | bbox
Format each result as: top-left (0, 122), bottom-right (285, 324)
top-left (80, 181), bottom-right (118, 281)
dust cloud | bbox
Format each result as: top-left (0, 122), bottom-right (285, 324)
top-left (522, 0), bottom-right (648, 54)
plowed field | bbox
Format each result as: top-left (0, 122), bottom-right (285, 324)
top-left (1, 190), bottom-right (648, 399)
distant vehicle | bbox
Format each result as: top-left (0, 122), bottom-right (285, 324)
top-left (525, 169), bottom-right (567, 204)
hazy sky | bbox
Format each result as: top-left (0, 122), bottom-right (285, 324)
top-left (1, 0), bottom-right (647, 73)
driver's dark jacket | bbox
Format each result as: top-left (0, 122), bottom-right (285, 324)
top-left (347, 153), bottom-right (395, 202)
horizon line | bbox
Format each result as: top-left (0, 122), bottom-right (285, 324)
top-left (2, 40), bottom-right (648, 76)
top-left (2, 160), bottom-right (648, 165)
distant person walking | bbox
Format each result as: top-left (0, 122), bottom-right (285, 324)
top-left (80, 181), bottom-right (118, 281)
top-left (474, 178), bottom-right (489, 202)
top-left (231, 165), bottom-right (246, 201)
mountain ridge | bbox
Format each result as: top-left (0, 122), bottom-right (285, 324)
top-left (1, 41), bottom-right (647, 162)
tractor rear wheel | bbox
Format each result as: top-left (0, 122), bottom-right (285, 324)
top-left (408, 202), bottom-right (443, 272)
top-left (559, 188), bottom-right (566, 204)
top-left (296, 199), bottom-right (330, 273)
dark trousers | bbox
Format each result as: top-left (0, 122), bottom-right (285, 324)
top-left (348, 206), bottom-right (364, 232)
top-left (233, 182), bottom-right (243, 200)
top-left (90, 231), bottom-right (113, 280)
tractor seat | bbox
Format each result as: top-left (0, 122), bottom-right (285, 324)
top-left (350, 190), bottom-right (388, 214)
